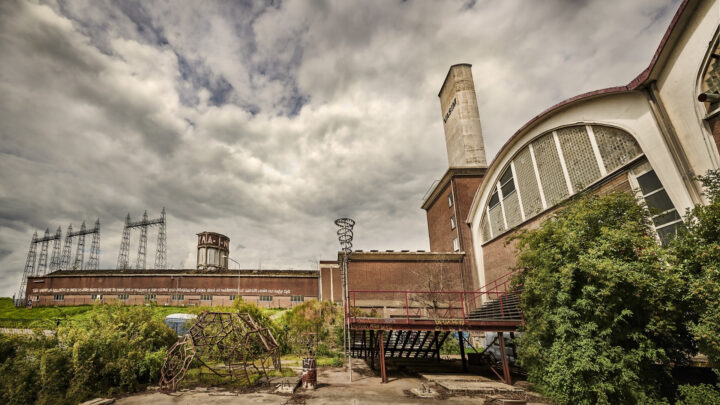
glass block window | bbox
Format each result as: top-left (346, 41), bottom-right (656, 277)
top-left (593, 126), bottom-right (642, 173)
top-left (480, 214), bottom-right (492, 241)
top-left (488, 203), bottom-right (505, 235)
top-left (503, 190), bottom-right (522, 228)
top-left (557, 126), bottom-right (601, 190)
top-left (259, 295), bottom-right (273, 302)
top-left (704, 47), bottom-right (720, 94)
top-left (499, 168), bottom-right (515, 197)
top-left (533, 134), bottom-right (569, 206)
top-left (291, 295), bottom-right (304, 302)
top-left (514, 147), bottom-right (543, 218)
top-left (635, 169), bottom-right (683, 245)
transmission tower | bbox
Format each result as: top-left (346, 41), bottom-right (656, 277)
top-left (49, 226), bottom-right (62, 271)
top-left (87, 219), bottom-right (101, 270)
top-left (16, 231), bottom-right (38, 306)
top-left (154, 208), bottom-right (167, 269)
top-left (60, 224), bottom-right (73, 269)
top-left (36, 229), bottom-right (50, 276)
top-left (136, 211), bottom-right (149, 269)
top-left (117, 209), bottom-right (167, 270)
top-left (73, 221), bottom-right (86, 269)
top-left (117, 214), bottom-right (132, 269)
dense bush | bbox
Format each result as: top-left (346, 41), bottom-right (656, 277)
top-left (0, 305), bottom-right (176, 404)
top-left (669, 170), bottom-right (720, 367)
top-left (514, 191), bottom-right (693, 404)
top-left (279, 300), bottom-right (344, 356)
top-left (676, 383), bottom-right (720, 405)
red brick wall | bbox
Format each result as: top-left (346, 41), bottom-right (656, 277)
top-left (426, 182), bottom-right (455, 252)
top-left (480, 172), bottom-right (632, 287)
top-left (26, 273), bottom-right (318, 308)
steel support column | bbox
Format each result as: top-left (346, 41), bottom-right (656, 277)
top-left (378, 330), bottom-right (387, 383)
top-left (459, 331), bottom-right (467, 372)
top-left (498, 332), bottom-right (511, 385)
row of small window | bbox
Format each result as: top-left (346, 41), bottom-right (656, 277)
top-left (54, 294), bottom-right (305, 302)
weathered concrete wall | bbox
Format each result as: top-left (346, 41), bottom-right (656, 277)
top-left (439, 64), bottom-right (486, 167)
top-left (319, 261), bottom-right (342, 303)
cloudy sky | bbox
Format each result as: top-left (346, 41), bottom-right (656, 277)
top-left (0, 0), bottom-right (681, 297)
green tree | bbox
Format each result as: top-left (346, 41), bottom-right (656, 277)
top-left (514, 191), bottom-right (693, 404)
top-left (670, 170), bottom-right (720, 367)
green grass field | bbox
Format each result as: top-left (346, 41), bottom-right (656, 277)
top-left (0, 297), bottom-right (286, 329)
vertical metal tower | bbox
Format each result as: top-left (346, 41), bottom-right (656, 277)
top-left (60, 224), bottom-right (73, 269)
top-left (335, 217), bottom-right (355, 382)
top-left (117, 209), bottom-right (167, 270)
top-left (87, 219), bottom-right (101, 270)
top-left (117, 214), bottom-right (132, 269)
top-left (154, 208), bottom-right (167, 270)
top-left (73, 221), bottom-right (87, 269)
top-left (49, 226), bottom-right (62, 271)
top-left (36, 228), bottom-right (50, 276)
top-left (136, 211), bottom-right (149, 269)
top-left (16, 231), bottom-right (38, 306)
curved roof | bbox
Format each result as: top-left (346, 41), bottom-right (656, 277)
top-left (467, 0), bottom-right (695, 224)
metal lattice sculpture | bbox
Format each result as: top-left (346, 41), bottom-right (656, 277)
top-left (159, 312), bottom-right (281, 392)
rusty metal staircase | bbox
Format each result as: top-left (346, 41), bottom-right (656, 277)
top-left (350, 330), bottom-right (451, 359)
top-left (467, 293), bottom-right (523, 322)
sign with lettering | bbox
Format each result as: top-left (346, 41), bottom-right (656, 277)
top-left (32, 287), bottom-right (292, 295)
top-left (198, 233), bottom-right (230, 250)
top-left (443, 98), bottom-right (457, 123)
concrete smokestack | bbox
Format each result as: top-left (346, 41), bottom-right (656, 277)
top-left (438, 64), bottom-right (487, 167)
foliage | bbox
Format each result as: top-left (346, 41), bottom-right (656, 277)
top-left (669, 170), bottom-right (720, 366)
top-left (513, 191), bottom-right (693, 404)
top-left (279, 300), bottom-right (344, 356)
top-left (676, 383), bottom-right (720, 405)
top-left (0, 305), bottom-right (176, 404)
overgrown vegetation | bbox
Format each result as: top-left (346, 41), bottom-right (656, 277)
top-left (514, 171), bottom-right (720, 404)
top-left (0, 298), bottom-right (347, 403)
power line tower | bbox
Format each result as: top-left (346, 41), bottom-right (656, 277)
top-left (136, 211), bottom-right (149, 269)
top-left (155, 208), bottom-right (167, 270)
top-left (87, 219), bottom-right (101, 270)
top-left (16, 231), bottom-right (38, 306)
top-left (36, 229), bottom-right (50, 276)
top-left (117, 209), bottom-right (167, 270)
top-left (117, 214), bottom-right (132, 269)
top-left (73, 221), bottom-right (87, 270)
top-left (49, 226), bottom-right (62, 271)
top-left (60, 224), bottom-right (73, 269)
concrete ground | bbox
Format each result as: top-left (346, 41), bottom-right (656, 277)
top-left (115, 358), bottom-right (547, 405)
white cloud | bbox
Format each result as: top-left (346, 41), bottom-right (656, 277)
top-left (0, 0), bottom-right (680, 297)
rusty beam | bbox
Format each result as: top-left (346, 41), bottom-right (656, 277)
top-left (378, 330), bottom-right (387, 383)
top-left (498, 332), bottom-right (511, 385)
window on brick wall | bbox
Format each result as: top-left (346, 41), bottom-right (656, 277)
top-left (448, 193), bottom-right (454, 207)
top-left (450, 215), bottom-right (456, 229)
top-left (117, 294), bottom-right (129, 301)
top-left (453, 237), bottom-right (460, 252)
top-left (291, 295), bottom-right (304, 302)
top-left (144, 294), bottom-right (156, 301)
top-left (54, 294), bottom-right (64, 301)
top-left (259, 295), bottom-right (273, 302)
top-left (200, 295), bottom-right (213, 301)
top-left (91, 294), bottom-right (103, 300)
top-left (229, 295), bottom-right (236, 301)
top-left (171, 294), bottom-right (184, 301)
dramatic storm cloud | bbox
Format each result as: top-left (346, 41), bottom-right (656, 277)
top-left (0, 0), bottom-right (680, 297)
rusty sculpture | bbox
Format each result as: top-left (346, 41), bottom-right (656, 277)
top-left (159, 311), bottom-right (281, 392)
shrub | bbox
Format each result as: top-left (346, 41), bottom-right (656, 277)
top-left (677, 384), bottom-right (720, 405)
top-left (514, 192), bottom-right (693, 404)
top-left (279, 300), bottom-right (344, 356)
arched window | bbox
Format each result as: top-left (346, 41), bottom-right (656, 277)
top-left (480, 125), bottom-right (642, 241)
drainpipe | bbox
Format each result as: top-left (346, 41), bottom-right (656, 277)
top-left (645, 81), bottom-right (704, 205)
